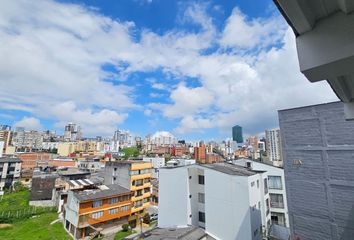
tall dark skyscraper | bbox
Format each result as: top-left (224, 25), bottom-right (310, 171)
top-left (232, 125), bottom-right (243, 143)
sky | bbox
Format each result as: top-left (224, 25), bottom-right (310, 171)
top-left (0, 0), bottom-right (338, 140)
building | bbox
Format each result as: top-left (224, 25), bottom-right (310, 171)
top-left (171, 146), bottom-right (189, 157)
top-left (64, 184), bottom-right (132, 239)
top-left (278, 101), bottom-right (354, 240)
top-left (232, 125), bottom-right (243, 143)
top-left (77, 160), bottom-right (103, 173)
top-left (12, 129), bottom-right (43, 149)
top-left (0, 129), bottom-right (12, 153)
top-left (144, 226), bottom-right (207, 240)
top-left (265, 129), bottom-right (283, 167)
top-left (0, 141), bottom-right (3, 158)
top-left (233, 158), bottom-right (289, 228)
top-left (64, 123), bottom-right (81, 142)
top-left (149, 131), bottom-right (177, 146)
top-left (58, 142), bottom-right (77, 157)
top-left (274, 1), bottom-right (354, 120)
top-left (29, 174), bottom-right (56, 207)
top-left (18, 152), bottom-right (52, 172)
top-left (0, 157), bottom-right (22, 190)
top-left (194, 145), bottom-right (206, 162)
top-left (113, 129), bottom-right (133, 149)
top-left (143, 157), bottom-right (165, 178)
top-left (104, 160), bottom-right (153, 225)
top-left (158, 162), bottom-right (271, 240)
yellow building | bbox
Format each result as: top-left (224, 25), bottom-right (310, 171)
top-left (104, 160), bottom-right (152, 225)
top-left (57, 142), bottom-right (77, 156)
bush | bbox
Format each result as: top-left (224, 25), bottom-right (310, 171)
top-left (122, 223), bottom-right (130, 232)
top-left (143, 213), bottom-right (150, 224)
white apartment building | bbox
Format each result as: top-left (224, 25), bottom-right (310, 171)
top-left (158, 162), bottom-right (271, 240)
top-left (12, 129), bottom-right (43, 149)
top-left (143, 157), bottom-right (165, 178)
top-left (0, 157), bottom-right (22, 190)
top-left (0, 141), bottom-right (4, 157)
top-left (265, 129), bottom-right (283, 167)
top-left (233, 158), bottom-right (289, 228)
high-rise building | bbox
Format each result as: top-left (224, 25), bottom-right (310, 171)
top-left (12, 129), bottom-right (43, 150)
top-left (64, 123), bottom-right (81, 142)
top-left (232, 125), bottom-right (243, 143)
top-left (279, 101), bottom-right (354, 239)
top-left (0, 130), bottom-right (12, 153)
top-left (113, 130), bottom-right (133, 149)
top-left (265, 129), bottom-right (283, 167)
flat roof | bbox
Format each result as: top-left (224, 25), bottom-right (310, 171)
top-left (106, 160), bottom-right (145, 165)
top-left (0, 157), bottom-right (21, 163)
top-left (278, 101), bottom-right (341, 112)
top-left (58, 170), bottom-right (90, 176)
top-left (144, 226), bottom-right (207, 240)
top-left (73, 184), bottom-right (131, 202)
top-left (202, 162), bottom-right (257, 176)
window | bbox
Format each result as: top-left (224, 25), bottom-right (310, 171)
top-left (144, 178), bottom-right (150, 183)
top-left (92, 211), bottom-right (103, 219)
top-left (134, 200), bottom-right (143, 208)
top-left (198, 211), bottom-right (205, 223)
top-left (264, 178), bottom-right (268, 194)
top-left (268, 176), bottom-right (282, 189)
top-left (92, 200), bottom-right (102, 208)
top-left (251, 181), bottom-right (255, 187)
top-left (108, 197), bottom-right (118, 204)
top-left (258, 201), bottom-right (261, 209)
top-left (198, 193), bottom-right (205, 203)
top-left (114, 168), bottom-right (117, 171)
top-left (135, 179), bottom-right (143, 186)
top-left (108, 208), bottom-right (118, 215)
top-left (257, 180), bottom-right (259, 188)
top-left (270, 194), bottom-right (284, 208)
top-left (253, 228), bottom-right (258, 236)
top-left (135, 190), bottom-right (143, 197)
top-left (121, 205), bottom-right (130, 212)
top-left (198, 175), bottom-right (204, 185)
top-left (143, 197), bottom-right (150, 203)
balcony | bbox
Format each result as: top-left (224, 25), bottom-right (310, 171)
top-left (270, 201), bottom-right (284, 209)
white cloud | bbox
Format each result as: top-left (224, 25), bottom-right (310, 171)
top-left (0, 1), bottom-right (339, 138)
top-left (14, 117), bottom-right (43, 131)
top-left (220, 8), bottom-right (287, 49)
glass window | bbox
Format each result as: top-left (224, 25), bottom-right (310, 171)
top-left (198, 211), bottom-right (205, 223)
top-left (108, 197), bottom-right (118, 204)
top-left (268, 176), bottom-right (282, 189)
top-left (270, 193), bottom-right (284, 208)
top-left (108, 208), bottom-right (118, 215)
top-left (198, 193), bottom-right (205, 203)
top-left (92, 211), bottom-right (103, 219)
top-left (92, 200), bottom-right (102, 208)
top-left (121, 205), bottom-right (130, 212)
top-left (251, 181), bottom-right (255, 187)
top-left (198, 175), bottom-right (204, 185)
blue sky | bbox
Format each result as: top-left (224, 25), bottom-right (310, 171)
top-left (0, 0), bottom-right (338, 140)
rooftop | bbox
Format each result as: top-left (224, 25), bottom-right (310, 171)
top-left (106, 160), bottom-right (145, 165)
top-left (202, 162), bottom-right (257, 176)
top-left (73, 184), bottom-right (131, 202)
top-left (0, 157), bottom-right (21, 163)
top-left (143, 226), bottom-right (208, 240)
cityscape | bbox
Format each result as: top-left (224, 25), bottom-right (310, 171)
top-left (1, 1), bottom-right (354, 240)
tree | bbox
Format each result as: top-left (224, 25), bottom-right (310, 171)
top-left (143, 213), bottom-right (150, 224)
top-left (122, 223), bottom-right (130, 232)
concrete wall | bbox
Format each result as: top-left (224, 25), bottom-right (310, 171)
top-left (158, 167), bottom-right (190, 228)
top-left (279, 101), bottom-right (354, 240)
top-left (204, 169), bottom-right (253, 240)
top-left (104, 163), bottom-right (130, 189)
top-left (65, 191), bottom-right (79, 227)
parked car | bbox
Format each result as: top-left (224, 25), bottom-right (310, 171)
top-left (150, 213), bottom-right (158, 221)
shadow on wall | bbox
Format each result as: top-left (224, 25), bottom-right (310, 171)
top-left (235, 207), bottom-right (263, 240)
top-left (341, 202), bottom-right (354, 239)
